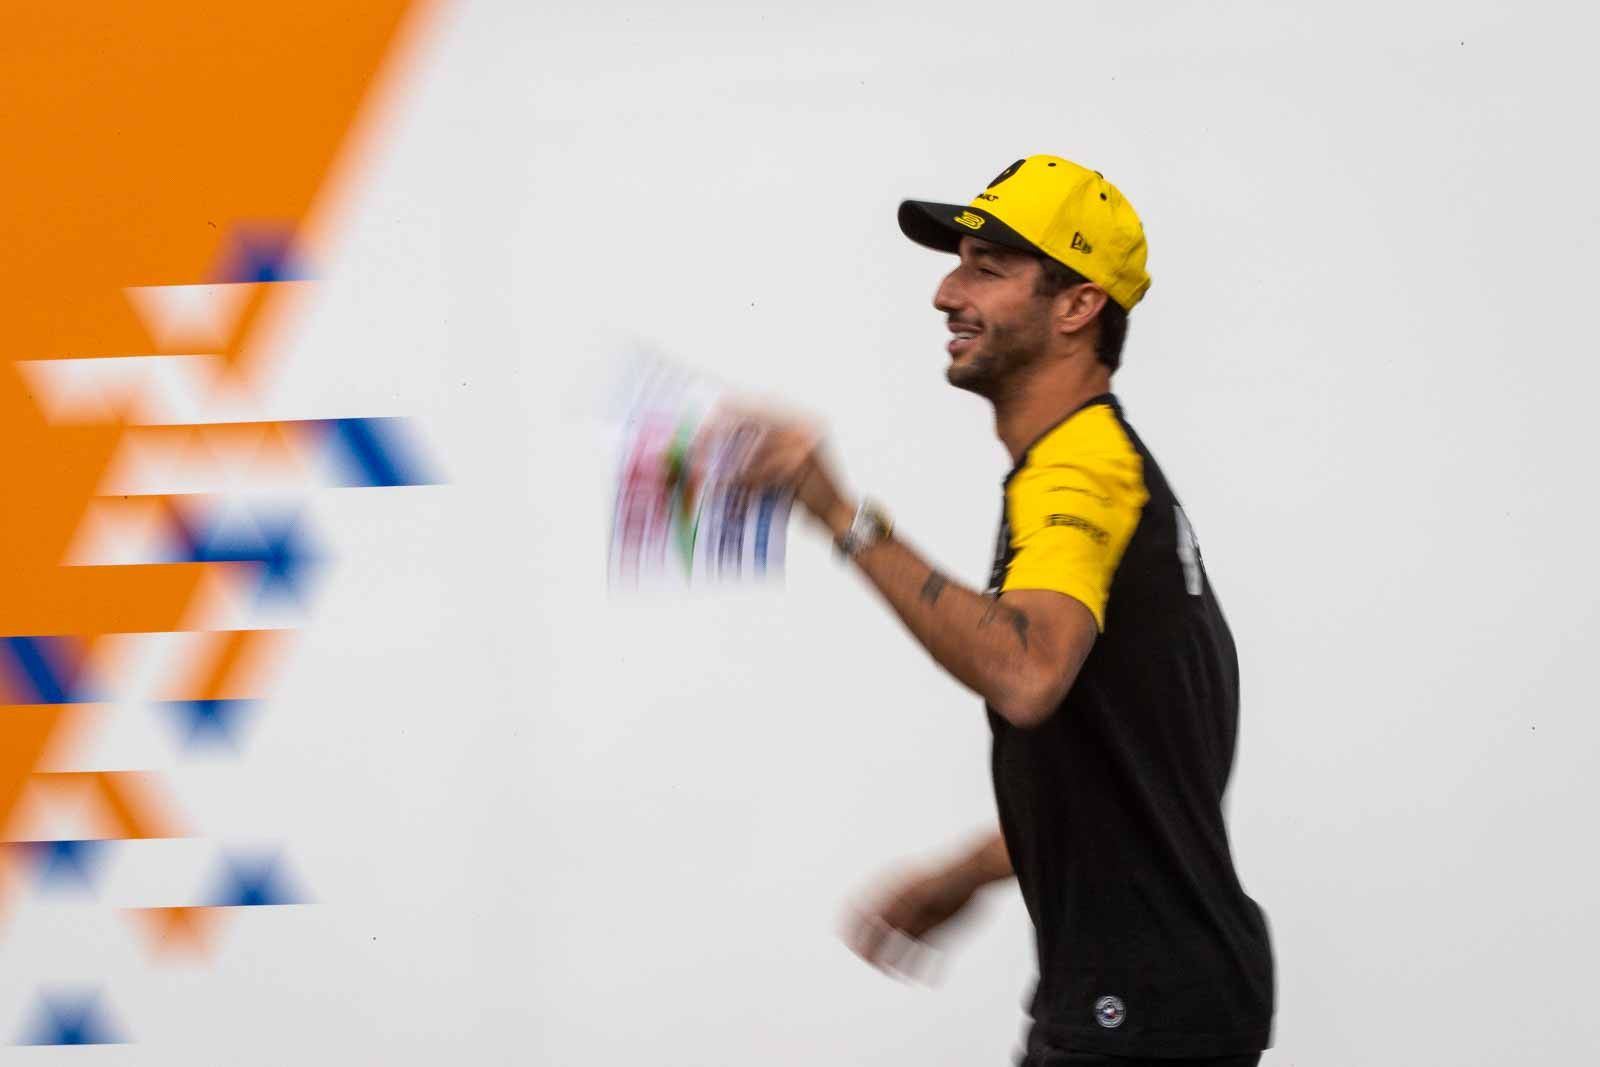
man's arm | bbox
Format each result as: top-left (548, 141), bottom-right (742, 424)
top-left (955, 828), bottom-right (1014, 886)
top-left (730, 415), bottom-right (1096, 727)
top-left (844, 828), bottom-right (1013, 975)
top-left (813, 490), bottom-right (1095, 728)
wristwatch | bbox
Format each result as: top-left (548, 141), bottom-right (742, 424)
top-left (835, 499), bottom-right (893, 559)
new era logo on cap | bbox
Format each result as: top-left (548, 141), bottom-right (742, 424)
top-left (1071, 231), bottom-right (1093, 254)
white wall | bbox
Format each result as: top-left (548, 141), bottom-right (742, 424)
top-left (91, 1), bottom-right (1595, 1063)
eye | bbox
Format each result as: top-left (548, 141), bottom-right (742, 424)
top-left (978, 267), bottom-right (1001, 277)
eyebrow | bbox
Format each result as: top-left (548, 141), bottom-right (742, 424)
top-left (968, 244), bottom-right (1019, 266)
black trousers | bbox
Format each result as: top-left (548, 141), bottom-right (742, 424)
top-left (1019, 1034), bottom-right (1262, 1067)
top-left (1020, 1055), bottom-right (1260, 1067)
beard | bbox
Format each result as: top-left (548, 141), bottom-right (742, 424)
top-left (946, 316), bottom-right (1051, 401)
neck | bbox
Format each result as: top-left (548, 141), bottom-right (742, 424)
top-left (993, 358), bottom-right (1113, 465)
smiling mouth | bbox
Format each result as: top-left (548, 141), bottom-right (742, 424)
top-left (948, 329), bottom-right (981, 358)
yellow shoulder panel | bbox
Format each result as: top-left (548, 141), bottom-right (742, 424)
top-left (1000, 404), bottom-right (1149, 631)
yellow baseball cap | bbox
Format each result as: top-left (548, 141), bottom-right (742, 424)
top-left (898, 155), bottom-right (1151, 311)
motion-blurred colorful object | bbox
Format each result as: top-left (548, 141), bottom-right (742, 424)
top-left (0, 0), bottom-right (438, 1046)
top-left (610, 359), bottom-right (792, 588)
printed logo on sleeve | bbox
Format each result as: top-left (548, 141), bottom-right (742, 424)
top-left (1047, 483), bottom-right (1112, 506)
top-left (1045, 513), bottom-right (1109, 545)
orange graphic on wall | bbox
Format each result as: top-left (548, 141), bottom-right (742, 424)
top-left (0, 0), bottom-right (436, 956)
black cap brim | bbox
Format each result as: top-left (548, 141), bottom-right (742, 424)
top-left (897, 200), bottom-right (1042, 257)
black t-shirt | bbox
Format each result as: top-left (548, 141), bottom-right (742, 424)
top-left (985, 393), bottom-right (1273, 1058)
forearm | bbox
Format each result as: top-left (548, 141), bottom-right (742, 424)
top-left (817, 500), bottom-right (1037, 721)
top-left (953, 829), bottom-right (1013, 888)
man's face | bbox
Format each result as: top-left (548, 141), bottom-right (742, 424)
top-left (933, 237), bottom-right (1054, 399)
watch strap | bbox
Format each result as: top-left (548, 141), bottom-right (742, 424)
top-left (836, 499), bottom-right (892, 558)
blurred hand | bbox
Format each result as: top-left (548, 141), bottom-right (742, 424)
top-left (723, 404), bottom-right (847, 527)
top-left (842, 864), bottom-right (982, 984)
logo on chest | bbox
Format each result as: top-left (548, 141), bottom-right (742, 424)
top-left (1094, 994), bottom-right (1127, 1029)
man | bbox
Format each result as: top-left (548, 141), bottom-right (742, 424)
top-left (732, 155), bottom-right (1274, 1065)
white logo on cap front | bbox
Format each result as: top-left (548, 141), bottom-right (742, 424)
top-left (1094, 995), bottom-right (1126, 1029)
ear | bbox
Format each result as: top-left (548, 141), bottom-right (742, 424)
top-left (1051, 283), bottom-right (1109, 337)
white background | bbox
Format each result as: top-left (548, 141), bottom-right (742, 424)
top-left (17, 1), bottom-right (1599, 1063)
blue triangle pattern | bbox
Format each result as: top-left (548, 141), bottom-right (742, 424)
top-left (322, 417), bottom-right (432, 487)
top-left (28, 839), bottom-right (107, 891)
top-left (209, 223), bottom-right (310, 283)
top-left (17, 990), bottom-right (124, 1046)
top-left (164, 699), bottom-right (255, 751)
top-left (0, 636), bottom-right (85, 704)
top-left (211, 851), bottom-right (301, 908)
top-left (171, 508), bottom-right (315, 603)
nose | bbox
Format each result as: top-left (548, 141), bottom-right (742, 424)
top-left (933, 268), bottom-right (963, 315)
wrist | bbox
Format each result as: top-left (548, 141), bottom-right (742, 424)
top-left (794, 454), bottom-right (843, 524)
top-left (832, 498), bottom-right (893, 559)
top-left (823, 497), bottom-right (856, 540)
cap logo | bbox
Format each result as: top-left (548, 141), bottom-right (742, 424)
top-left (987, 159), bottom-right (1025, 188)
top-left (1070, 231), bottom-right (1094, 254)
top-left (953, 211), bottom-right (986, 230)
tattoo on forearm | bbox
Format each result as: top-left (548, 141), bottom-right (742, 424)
top-left (980, 597), bottom-right (1031, 651)
top-left (920, 572), bottom-right (948, 607)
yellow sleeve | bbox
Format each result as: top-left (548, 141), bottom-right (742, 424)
top-left (1000, 410), bottom-right (1148, 631)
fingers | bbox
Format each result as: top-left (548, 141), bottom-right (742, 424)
top-left (729, 428), bottom-right (817, 492)
top-left (874, 925), bottom-right (943, 985)
top-left (878, 926), bottom-right (922, 974)
top-left (711, 404), bottom-right (823, 484)
top-left (717, 398), bottom-right (819, 440)
top-left (845, 909), bottom-right (892, 966)
top-left (841, 908), bottom-right (942, 986)
top-left (738, 454), bottom-right (809, 493)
